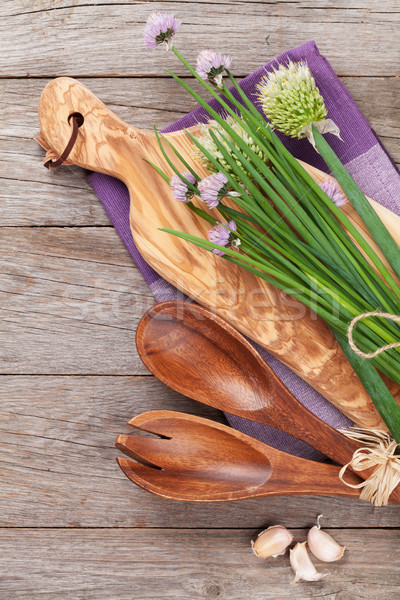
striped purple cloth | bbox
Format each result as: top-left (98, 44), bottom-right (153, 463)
top-left (89, 41), bottom-right (400, 461)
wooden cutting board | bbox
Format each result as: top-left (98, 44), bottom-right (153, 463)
top-left (37, 77), bottom-right (400, 429)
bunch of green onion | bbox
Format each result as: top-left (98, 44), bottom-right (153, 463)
top-left (147, 42), bottom-right (400, 443)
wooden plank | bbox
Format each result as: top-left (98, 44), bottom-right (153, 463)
top-left (1, 528), bottom-right (400, 599)
top-left (2, 374), bottom-right (400, 528)
top-left (0, 227), bottom-right (156, 374)
top-left (4, 0), bottom-right (400, 9)
top-left (1, 75), bottom-right (399, 226)
top-left (1, 1), bottom-right (399, 77)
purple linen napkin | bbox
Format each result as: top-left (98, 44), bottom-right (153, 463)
top-left (89, 41), bottom-right (400, 461)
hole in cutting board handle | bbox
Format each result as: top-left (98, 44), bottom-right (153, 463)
top-left (68, 112), bottom-right (84, 127)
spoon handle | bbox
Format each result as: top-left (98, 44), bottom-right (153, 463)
top-left (255, 388), bottom-right (400, 503)
top-left (255, 391), bottom-right (359, 464)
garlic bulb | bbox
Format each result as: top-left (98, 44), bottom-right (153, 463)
top-left (251, 525), bottom-right (293, 558)
top-left (290, 542), bottom-right (326, 583)
top-left (307, 515), bottom-right (345, 563)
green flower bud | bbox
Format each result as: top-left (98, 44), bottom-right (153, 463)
top-left (257, 61), bottom-right (328, 139)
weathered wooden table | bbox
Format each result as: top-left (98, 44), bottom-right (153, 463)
top-left (1, 1), bottom-right (400, 598)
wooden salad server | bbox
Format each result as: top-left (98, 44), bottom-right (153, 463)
top-left (116, 410), bottom-right (364, 502)
top-left (38, 77), bottom-right (400, 429)
top-left (136, 301), bottom-right (400, 503)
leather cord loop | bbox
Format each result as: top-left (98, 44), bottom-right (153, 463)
top-left (44, 115), bottom-right (81, 170)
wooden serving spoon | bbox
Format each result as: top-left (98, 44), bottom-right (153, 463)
top-left (37, 76), bottom-right (400, 429)
top-left (136, 301), bottom-right (400, 503)
top-left (116, 410), bottom-right (363, 502)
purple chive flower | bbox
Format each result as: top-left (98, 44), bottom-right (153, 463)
top-left (198, 172), bottom-right (238, 208)
top-left (319, 178), bottom-right (347, 207)
top-left (144, 12), bottom-right (181, 50)
top-left (196, 49), bottom-right (232, 88)
top-left (208, 220), bottom-right (239, 256)
top-left (170, 172), bottom-right (196, 202)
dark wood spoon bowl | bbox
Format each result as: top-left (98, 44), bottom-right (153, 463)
top-left (116, 411), bottom-right (362, 502)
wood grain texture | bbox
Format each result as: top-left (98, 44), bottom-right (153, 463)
top-left (2, 76), bottom-right (398, 226)
top-left (2, 528), bottom-right (400, 600)
top-left (3, 374), bottom-right (400, 528)
top-left (1, 1), bottom-right (400, 77)
top-left (35, 76), bottom-right (400, 428)
top-left (0, 227), bottom-right (154, 374)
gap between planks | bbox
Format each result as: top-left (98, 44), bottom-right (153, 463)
top-left (2, 73), bottom-right (400, 79)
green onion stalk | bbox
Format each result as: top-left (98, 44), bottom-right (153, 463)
top-left (144, 28), bottom-right (400, 442)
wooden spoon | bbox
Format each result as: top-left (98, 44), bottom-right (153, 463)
top-left (136, 301), bottom-right (400, 503)
top-left (116, 410), bottom-right (363, 502)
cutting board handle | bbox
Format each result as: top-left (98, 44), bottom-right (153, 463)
top-left (38, 77), bottom-right (149, 182)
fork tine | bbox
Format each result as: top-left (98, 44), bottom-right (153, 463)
top-left (116, 457), bottom-right (214, 502)
top-left (116, 434), bottom-right (172, 468)
top-left (127, 410), bottom-right (177, 438)
top-left (117, 457), bottom-right (188, 501)
top-left (117, 457), bottom-right (164, 492)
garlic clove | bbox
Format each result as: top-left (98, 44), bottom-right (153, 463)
top-left (307, 515), bottom-right (345, 563)
top-left (251, 525), bottom-right (293, 558)
top-left (290, 542), bottom-right (327, 583)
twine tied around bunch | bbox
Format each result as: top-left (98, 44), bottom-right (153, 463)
top-left (339, 428), bottom-right (400, 506)
top-left (347, 311), bottom-right (400, 359)
top-left (344, 312), bottom-right (400, 504)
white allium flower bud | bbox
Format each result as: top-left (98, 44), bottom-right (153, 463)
top-left (257, 61), bottom-right (341, 147)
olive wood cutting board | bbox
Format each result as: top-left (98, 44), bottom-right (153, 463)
top-left (37, 77), bottom-right (400, 428)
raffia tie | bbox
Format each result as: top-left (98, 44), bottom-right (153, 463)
top-left (347, 311), bottom-right (400, 359)
top-left (339, 428), bottom-right (400, 506)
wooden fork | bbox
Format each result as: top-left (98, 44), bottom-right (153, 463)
top-left (116, 411), bottom-right (363, 503)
